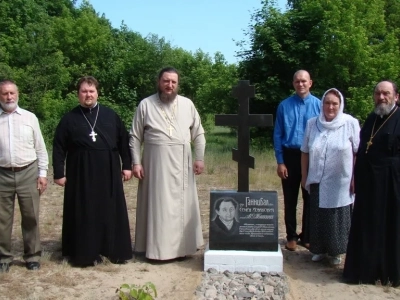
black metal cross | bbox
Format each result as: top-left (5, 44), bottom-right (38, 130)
top-left (215, 80), bottom-right (273, 192)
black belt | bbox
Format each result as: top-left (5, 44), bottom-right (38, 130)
top-left (0, 161), bottom-right (35, 172)
top-left (283, 147), bottom-right (301, 153)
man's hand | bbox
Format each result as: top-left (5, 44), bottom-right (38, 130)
top-left (133, 164), bottom-right (144, 179)
top-left (301, 177), bottom-right (306, 189)
top-left (122, 170), bottom-right (132, 181)
top-left (55, 177), bottom-right (67, 187)
top-left (37, 177), bottom-right (48, 195)
top-left (194, 160), bottom-right (204, 175)
top-left (277, 163), bottom-right (288, 179)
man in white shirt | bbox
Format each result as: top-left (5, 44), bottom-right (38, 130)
top-left (0, 80), bottom-right (48, 272)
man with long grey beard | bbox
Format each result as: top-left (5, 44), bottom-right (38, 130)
top-left (130, 67), bottom-right (206, 261)
top-left (343, 80), bottom-right (400, 287)
top-left (0, 80), bottom-right (48, 272)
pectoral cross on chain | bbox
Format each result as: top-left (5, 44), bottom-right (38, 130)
top-left (167, 124), bottom-right (173, 136)
top-left (89, 131), bottom-right (97, 142)
top-left (365, 137), bottom-right (373, 153)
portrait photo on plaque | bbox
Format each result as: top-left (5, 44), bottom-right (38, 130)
top-left (210, 197), bottom-right (240, 241)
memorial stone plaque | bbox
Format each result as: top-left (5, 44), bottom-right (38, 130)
top-left (209, 190), bottom-right (278, 251)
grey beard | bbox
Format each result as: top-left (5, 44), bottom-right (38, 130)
top-left (0, 101), bottom-right (18, 112)
top-left (374, 103), bottom-right (393, 116)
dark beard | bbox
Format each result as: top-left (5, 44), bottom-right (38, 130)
top-left (158, 88), bottom-right (178, 103)
top-left (160, 93), bottom-right (176, 103)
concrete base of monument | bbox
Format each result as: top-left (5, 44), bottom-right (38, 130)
top-left (204, 243), bottom-right (283, 272)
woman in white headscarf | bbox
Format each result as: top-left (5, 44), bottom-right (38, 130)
top-left (301, 88), bottom-right (360, 265)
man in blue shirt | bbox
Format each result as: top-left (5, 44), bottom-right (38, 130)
top-left (273, 70), bottom-right (320, 251)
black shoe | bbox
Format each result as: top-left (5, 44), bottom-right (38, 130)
top-left (26, 262), bottom-right (40, 271)
top-left (176, 256), bottom-right (187, 262)
top-left (0, 262), bottom-right (10, 273)
top-left (109, 258), bottom-right (128, 265)
top-left (298, 240), bottom-right (310, 249)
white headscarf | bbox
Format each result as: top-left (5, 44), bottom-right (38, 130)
top-left (317, 88), bottom-right (345, 130)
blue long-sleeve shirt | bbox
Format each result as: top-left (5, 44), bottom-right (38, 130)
top-left (273, 93), bottom-right (320, 164)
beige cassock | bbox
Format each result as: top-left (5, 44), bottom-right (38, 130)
top-left (130, 93), bottom-right (206, 260)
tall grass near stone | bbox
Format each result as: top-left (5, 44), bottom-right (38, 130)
top-left (201, 126), bottom-right (280, 191)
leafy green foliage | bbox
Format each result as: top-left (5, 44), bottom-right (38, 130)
top-left (116, 282), bottom-right (157, 300)
top-left (0, 0), bottom-right (238, 146)
top-left (4, 0), bottom-right (400, 149)
top-left (239, 0), bottom-right (400, 125)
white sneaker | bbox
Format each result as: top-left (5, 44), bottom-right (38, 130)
top-left (330, 255), bottom-right (341, 265)
top-left (311, 254), bottom-right (326, 262)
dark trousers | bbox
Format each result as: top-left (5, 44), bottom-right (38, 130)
top-left (282, 148), bottom-right (310, 242)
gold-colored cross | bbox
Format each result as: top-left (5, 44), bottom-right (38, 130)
top-left (365, 137), bottom-right (373, 153)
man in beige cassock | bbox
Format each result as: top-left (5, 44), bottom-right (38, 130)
top-left (130, 67), bottom-right (206, 260)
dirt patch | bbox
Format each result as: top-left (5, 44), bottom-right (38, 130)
top-left (0, 171), bottom-right (399, 300)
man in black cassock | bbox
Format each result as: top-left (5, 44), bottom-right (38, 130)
top-left (53, 76), bottom-right (132, 266)
top-left (343, 80), bottom-right (400, 286)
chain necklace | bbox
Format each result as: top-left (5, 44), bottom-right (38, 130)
top-left (80, 104), bottom-right (100, 142)
top-left (157, 96), bottom-right (177, 136)
top-left (365, 106), bottom-right (398, 153)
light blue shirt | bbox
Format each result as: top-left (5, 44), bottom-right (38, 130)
top-left (273, 93), bottom-right (320, 164)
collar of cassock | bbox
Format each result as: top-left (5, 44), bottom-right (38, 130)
top-left (80, 103), bottom-right (99, 114)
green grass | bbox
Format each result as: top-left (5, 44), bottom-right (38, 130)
top-left (205, 126), bottom-right (237, 153)
top-left (202, 126), bottom-right (280, 190)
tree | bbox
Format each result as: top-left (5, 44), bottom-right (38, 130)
top-left (239, 0), bottom-right (400, 124)
top-left (0, 0), bottom-right (240, 143)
